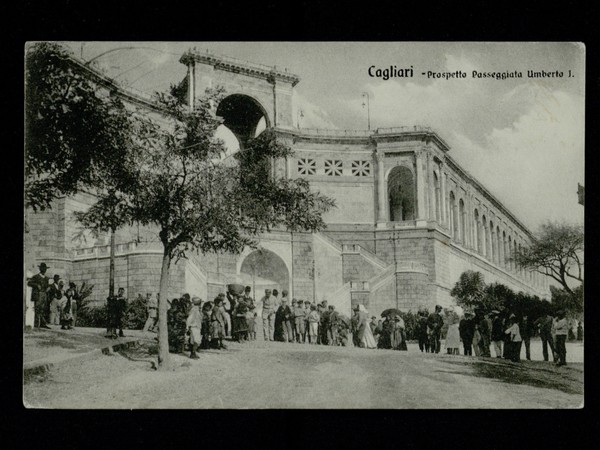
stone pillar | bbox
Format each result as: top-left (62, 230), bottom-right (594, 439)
top-left (187, 62), bottom-right (195, 112)
top-left (452, 202), bottom-right (459, 242)
top-left (427, 153), bottom-right (435, 220)
top-left (462, 209), bottom-right (468, 247)
top-left (415, 151), bottom-right (426, 221)
top-left (440, 165), bottom-right (447, 227)
top-left (377, 153), bottom-right (387, 223)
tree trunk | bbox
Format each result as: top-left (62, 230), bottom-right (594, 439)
top-left (157, 248), bottom-right (171, 369)
top-left (109, 230), bottom-right (116, 298)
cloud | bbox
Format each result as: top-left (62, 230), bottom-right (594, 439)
top-left (450, 88), bottom-right (584, 229)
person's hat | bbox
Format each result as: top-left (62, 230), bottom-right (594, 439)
top-left (297, 299), bottom-right (304, 304)
top-left (217, 293), bottom-right (225, 298)
top-left (68, 281), bottom-right (76, 288)
top-left (38, 262), bottom-right (48, 270)
top-left (53, 274), bottom-right (60, 281)
top-left (282, 290), bottom-right (289, 296)
top-left (245, 286), bottom-right (251, 292)
top-left (372, 316), bottom-right (377, 320)
top-left (58, 279), bottom-right (64, 285)
top-left (192, 297), bottom-right (202, 305)
top-left (291, 298), bottom-right (297, 303)
top-left (272, 289), bottom-right (279, 296)
top-left (435, 305), bottom-right (443, 311)
top-left (265, 289), bottom-right (272, 294)
top-left (491, 310), bottom-right (500, 315)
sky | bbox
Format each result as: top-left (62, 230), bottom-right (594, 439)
top-left (60, 41), bottom-right (585, 232)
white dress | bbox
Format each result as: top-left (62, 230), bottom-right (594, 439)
top-left (445, 323), bottom-right (461, 349)
top-left (358, 307), bottom-right (377, 349)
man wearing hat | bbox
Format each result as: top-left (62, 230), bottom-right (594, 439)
top-left (27, 262), bottom-right (51, 329)
top-left (260, 289), bottom-right (276, 341)
top-left (427, 305), bottom-right (444, 354)
top-left (459, 311), bottom-right (476, 356)
top-left (143, 293), bottom-right (158, 333)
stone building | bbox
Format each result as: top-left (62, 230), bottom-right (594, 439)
top-left (24, 49), bottom-right (550, 317)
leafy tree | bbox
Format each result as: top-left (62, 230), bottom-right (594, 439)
top-left (482, 282), bottom-right (515, 313)
top-left (513, 221), bottom-right (583, 294)
top-left (78, 87), bottom-right (335, 368)
top-left (450, 270), bottom-right (485, 310)
top-left (25, 42), bottom-right (134, 211)
top-left (550, 285), bottom-right (583, 320)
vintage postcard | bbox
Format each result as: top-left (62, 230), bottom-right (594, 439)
top-left (24, 42), bottom-right (584, 408)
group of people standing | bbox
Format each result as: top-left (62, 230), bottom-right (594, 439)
top-left (27, 262), bottom-right (79, 331)
top-left (412, 303), bottom-right (570, 366)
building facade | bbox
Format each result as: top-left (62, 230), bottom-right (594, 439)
top-left (24, 49), bottom-right (550, 318)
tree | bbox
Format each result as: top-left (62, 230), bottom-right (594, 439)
top-left (78, 86), bottom-right (335, 368)
top-left (482, 282), bottom-right (515, 313)
top-left (513, 221), bottom-right (583, 294)
top-left (550, 285), bottom-right (583, 319)
top-left (450, 270), bottom-right (485, 310)
top-left (25, 42), bottom-right (134, 211)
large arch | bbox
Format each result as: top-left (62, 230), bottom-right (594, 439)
top-left (387, 165), bottom-right (416, 222)
top-left (216, 94), bottom-right (269, 149)
top-left (239, 248), bottom-right (290, 299)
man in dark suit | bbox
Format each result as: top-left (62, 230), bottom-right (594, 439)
top-left (27, 263), bottom-right (51, 328)
top-left (427, 305), bottom-right (444, 353)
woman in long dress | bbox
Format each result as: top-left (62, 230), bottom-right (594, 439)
top-left (445, 308), bottom-right (461, 355)
top-left (358, 305), bottom-right (377, 349)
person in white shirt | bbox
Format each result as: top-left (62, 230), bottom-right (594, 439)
top-left (554, 310), bottom-right (569, 366)
top-left (504, 314), bottom-right (522, 362)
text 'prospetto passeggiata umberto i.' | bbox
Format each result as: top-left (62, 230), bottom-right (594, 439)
top-left (421, 70), bottom-right (574, 80)
top-left (367, 66), bottom-right (574, 80)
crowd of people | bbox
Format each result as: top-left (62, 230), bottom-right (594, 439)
top-left (411, 305), bottom-right (571, 366)
top-left (27, 262), bottom-right (80, 331)
top-left (27, 261), bottom-right (576, 367)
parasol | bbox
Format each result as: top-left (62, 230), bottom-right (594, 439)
top-left (381, 308), bottom-right (403, 318)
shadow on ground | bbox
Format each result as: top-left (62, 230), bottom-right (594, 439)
top-left (440, 358), bottom-right (583, 395)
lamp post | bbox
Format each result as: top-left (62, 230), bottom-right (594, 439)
top-left (297, 109), bottom-right (304, 129)
top-left (362, 92), bottom-right (371, 131)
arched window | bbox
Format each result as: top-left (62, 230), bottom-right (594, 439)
top-left (388, 166), bottom-right (415, 222)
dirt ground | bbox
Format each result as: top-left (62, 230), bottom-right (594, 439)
top-left (23, 338), bottom-right (583, 409)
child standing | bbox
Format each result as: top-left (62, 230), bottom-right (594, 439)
top-left (186, 297), bottom-right (203, 359)
top-left (308, 304), bottom-right (320, 345)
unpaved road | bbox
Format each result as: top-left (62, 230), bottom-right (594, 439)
top-left (24, 339), bottom-right (583, 409)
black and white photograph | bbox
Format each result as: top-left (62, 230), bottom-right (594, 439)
top-left (23, 41), bottom-right (584, 409)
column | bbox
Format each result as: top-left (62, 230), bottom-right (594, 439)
top-left (440, 165), bottom-right (447, 227)
top-left (187, 61), bottom-right (195, 112)
top-left (427, 154), bottom-right (435, 220)
top-left (415, 151), bottom-right (426, 220)
top-left (376, 152), bottom-right (387, 222)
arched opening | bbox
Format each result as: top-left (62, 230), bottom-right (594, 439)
top-left (388, 166), bottom-right (415, 222)
top-left (216, 94), bottom-right (269, 149)
top-left (239, 249), bottom-right (290, 298)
